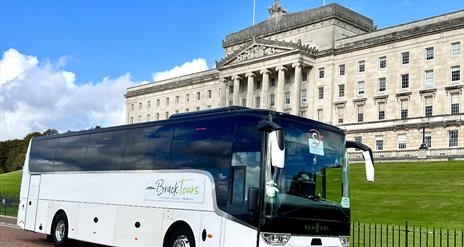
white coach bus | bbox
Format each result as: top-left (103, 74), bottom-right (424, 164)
top-left (17, 107), bottom-right (374, 247)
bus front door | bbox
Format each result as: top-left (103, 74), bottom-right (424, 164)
top-left (24, 175), bottom-right (41, 231)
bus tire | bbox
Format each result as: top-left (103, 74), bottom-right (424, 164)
top-left (51, 211), bottom-right (70, 247)
top-left (164, 224), bottom-right (196, 247)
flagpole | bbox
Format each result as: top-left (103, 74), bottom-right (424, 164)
top-left (253, 0), bottom-right (256, 25)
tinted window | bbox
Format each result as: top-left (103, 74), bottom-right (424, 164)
top-left (29, 138), bottom-right (58, 172)
top-left (171, 117), bottom-right (236, 209)
top-left (54, 135), bottom-right (89, 171)
top-left (122, 125), bottom-right (172, 170)
top-left (83, 130), bottom-right (126, 171)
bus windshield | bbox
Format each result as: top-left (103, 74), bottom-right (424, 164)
top-left (261, 118), bottom-right (350, 235)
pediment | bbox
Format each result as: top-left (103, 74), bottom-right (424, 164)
top-left (216, 38), bottom-right (318, 68)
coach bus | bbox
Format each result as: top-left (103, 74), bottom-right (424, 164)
top-left (17, 107), bottom-right (374, 247)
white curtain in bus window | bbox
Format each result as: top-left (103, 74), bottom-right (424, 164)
top-left (121, 125), bottom-right (172, 170)
top-left (54, 135), bottom-right (90, 171)
top-left (83, 130), bottom-right (127, 171)
top-left (29, 138), bottom-right (58, 172)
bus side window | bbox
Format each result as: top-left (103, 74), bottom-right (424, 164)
top-left (122, 125), bottom-right (172, 170)
top-left (54, 135), bottom-right (90, 171)
top-left (171, 117), bottom-right (235, 210)
top-left (29, 138), bottom-right (58, 172)
top-left (83, 130), bottom-right (127, 171)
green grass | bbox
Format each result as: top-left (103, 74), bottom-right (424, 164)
top-left (349, 161), bottom-right (464, 229)
top-left (0, 170), bottom-right (22, 197)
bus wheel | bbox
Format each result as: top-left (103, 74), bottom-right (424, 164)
top-left (51, 212), bottom-right (69, 247)
top-left (165, 224), bottom-right (196, 247)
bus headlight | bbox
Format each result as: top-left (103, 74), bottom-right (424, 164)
top-left (339, 236), bottom-right (350, 247)
top-left (261, 232), bottom-right (291, 246)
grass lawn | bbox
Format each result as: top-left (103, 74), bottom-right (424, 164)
top-left (0, 170), bottom-right (22, 197)
top-left (349, 161), bottom-right (464, 229)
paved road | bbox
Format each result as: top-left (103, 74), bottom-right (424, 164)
top-left (0, 216), bottom-right (101, 247)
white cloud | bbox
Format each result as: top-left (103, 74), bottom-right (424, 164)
top-left (152, 58), bottom-right (208, 82)
top-left (0, 49), bottom-right (136, 141)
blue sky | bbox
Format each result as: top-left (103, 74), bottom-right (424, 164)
top-left (1, 0), bottom-right (463, 140)
top-left (2, 0), bottom-right (463, 83)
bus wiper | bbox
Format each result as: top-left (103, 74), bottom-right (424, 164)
top-left (307, 195), bottom-right (321, 201)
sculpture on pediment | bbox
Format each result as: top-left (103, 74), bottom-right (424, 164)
top-left (235, 45), bottom-right (278, 63)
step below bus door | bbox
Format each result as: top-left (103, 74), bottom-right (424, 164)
top-left (24, 175), bottom-right (41, 231)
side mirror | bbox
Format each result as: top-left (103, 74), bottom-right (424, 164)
top-left (270, 130), bottom-right (285, 168)
top-left (346, 141), bottom-right (375, 182)
top-left (247, 187), bottom-right (259, 212)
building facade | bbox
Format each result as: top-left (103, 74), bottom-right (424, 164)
top-left (125, 3), bottom-right (464, 160)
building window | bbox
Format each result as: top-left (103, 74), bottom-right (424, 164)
top-left (207, 105), bottom-right (211, 109)
top-left (449, 130), bottom-right (459, 147)
top-left (241, 99), bottom-right (246, 107)
top-left (285, 75), bottom-right (291, 84)
top-left (138, 115), bottom-right (142, 122)
top-left (378, 102), bottom-right (385, 120)
top-left (146, 114), bottom-right (150, 121)
top-left (358, 60), bottom-right (365, 72)
top-left (451, 93), bottom-right (460, 115)
top-left (451, 42), bottom-right (461, 56)
top-left (319, 68), bottom-right (325, 78)
top-left (208, 90), bottom-right (212, 98)
top-left (156, 113), bottom-right (159, 120)
top-left (186, 94), bottom-right (190, 102)
top-left (338, 84), bottom-right (345, 98)
top-left (401, 74), bottom-right (409, 89)
top-left (357, 104), bottom-right (364, 123)
top-left (339, 64), bottom-right (345, 76)
top-left (165, 97), bottom-right (169, 106)
top-left (139, 102), bottom-right (142, 110)
top-left (175, 110), bottom-right (179, 114)
top-left (256, 80), bottom-right (262, 90)
top-left (130, 117), bottom-right (133, 124)
top-left (196, 107), bottom-right (200, 111)
top-left (317, 109), bottom-right (323, 121)
top-left (255, 97), bottom-right (260, 108)
top-left (354, 136), bottom-right (362, 145)
top-left (379, 77), bottom-right (386, 92)
top-left (424, 132), bottom-right (432, 148)
top-left (165, 112), bottom-right (169, 118)
top-left (156, 99), bottom-right (160, 107)
top-left (285, 92), bottom-right (290, 104)
top-left (451, 66), bottom-right (461, 82)
top-left (302, 71), bottom-right (308, 81)
top-left (147, 101), bottom-right (151, 108)
top-left (336, 106), bottom-right (344, 124)
top-left (175, 96), bottom-right (179, 104)
top-left (299, 111), bottom-right (305, 117)
top-left (301, 89), bottom-right (307, 103)
top-left (270, 78), bottom-right (276, 87)
top-left (425, 47), bottom-right (434, 60)
top-left (197, 92), bottom-right (201, 100)
top-left (229, 85), bottom-right (233, 94)
top-left (425, 70), bottom-right (434, 88)
top-left (318, 87), bottom-right (324, 99)
top-left (398, 134), bottom-right (407, 149)
top-left (400, 99), bottom-right (408, 119)
top-left (379, 56), bottom-right (387, 69)
top-left (402, 52), bottom-right (409, 64)
top-left (270, 94), bottom-right (275, 107)
top-left (376, 136), bottom-right (384, 151)
top-left (185, 108), bottom-right (189, 113)
top-left (424, 96), bottom-right (433, 117)
top-left (357, 81), bottom-right (365, 95)
top-left (131, 104), bottom-right (134, 110)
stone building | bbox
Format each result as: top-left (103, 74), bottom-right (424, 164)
top-left (125, 3), bottom-right (464, 160)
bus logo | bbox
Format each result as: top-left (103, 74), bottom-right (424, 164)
top-left (144, 177), bottom-right (205, 203)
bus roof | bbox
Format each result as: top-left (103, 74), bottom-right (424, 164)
top-left (33, 107), bottom-right (345, 141)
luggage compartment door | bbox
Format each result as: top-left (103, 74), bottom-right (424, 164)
top-left (24, 175), bottom-right (41, 231)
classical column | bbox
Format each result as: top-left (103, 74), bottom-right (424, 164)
top-left (291, 63), bottom-right (303, 115)
top-left (275, 65), bottom-right (287, 112)
top-left (260, 69), bottom-right (270, 109)
top-left (232, 75), bottom-right (241, 106)
top-left (219, 78), bottom-right (227, 107)
top-left (246, 72), bottom-right (255, 108)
